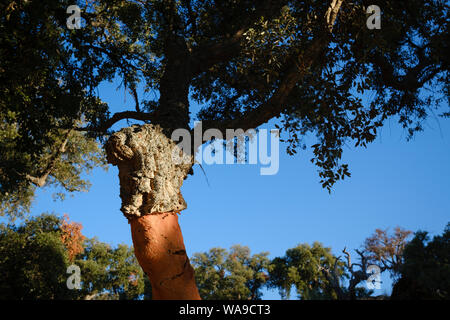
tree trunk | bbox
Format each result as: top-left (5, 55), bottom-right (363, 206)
top-left (129, 212), bottom-right (200, 299)
top-left (105, 124), bottom-right (200, 300)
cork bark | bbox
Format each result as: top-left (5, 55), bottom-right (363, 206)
top-left (105, 124), bottom-right (200, 299)
top-left (105, 124), bottom-right (193, 219)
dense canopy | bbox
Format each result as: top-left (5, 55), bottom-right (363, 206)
top-left (0, 0), bottom-right (448, 219)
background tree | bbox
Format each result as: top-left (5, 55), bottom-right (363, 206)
top-left (60, 213), bottom-right (86, 262)
top-left (1, 216), bottom-right (440, 299)
top-left (75, 238), bottom-right (150, 300)
top-left (321, 247), bottom-right (375, 300)
top-left (318, 227), bottom-right (412, 300)
top-left (0, 214), bottom-right (75, 299)
top-left (0, 0), bottom-right (110, 220)
top-left (268, 242), bottom-right (344, 300)
top-left (391, 223), bottom-right (450, 300)
top-left (191, 245), bottom-right (270, 300)
top-left (1, 0), bottom-right (448, 299)
top-left (363, 226), bottom-right (413, 278)
top-left (0, 213), bottom-right (150, 300)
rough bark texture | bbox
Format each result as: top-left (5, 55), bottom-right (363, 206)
top-left (105, 124), bottom-right (193, 219)
top-left (105, 124), bottom-right (200, 299)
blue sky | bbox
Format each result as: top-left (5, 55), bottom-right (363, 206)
top-left (27, 81), bottom-right (450, 299)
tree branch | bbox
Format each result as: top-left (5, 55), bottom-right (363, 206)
top-left (26, 129), bottom-right (72, 188)
top-left (370, 45), bottom-right (443, 92)
top-left (130, 87), bottom-right (141, 113)
top-left (200, 38), bottom-right (329, 133)
top-left (342, 247), bottom-right (352, 270)
top-left (199, 0), bottom-right (344, 135)
top-left (189, 0), bottom-right (289, 78)
top-left (325, 0), bottom-right (344, 33)
top-left (318, 255), bottom-right (346, 300)
top-left (97, 111), bottom-right (156, 132)
top-left (181, 0), bottom-right (197, 37)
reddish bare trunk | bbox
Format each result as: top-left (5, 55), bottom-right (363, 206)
top-left (129, 212), bottom-right (200, 300)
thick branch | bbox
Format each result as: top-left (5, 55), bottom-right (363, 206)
top-left (371, 46), bottom-right (443, 92)
top-left (200, 0), bottom-right (344, 134)
top-left (95, 111), bottom-right (156, 133)
top-left (200, 36), bottom-right (330, 133)
top-left (189, 0), bottom-right (289, 77)
top-left (26, 129), bottom-right (72, 188)
top-left (325, 0), bottom-right (344, 32)
top-left (130, 87), bottom-right (141, 113)
top-left (190, 28), bottom-right (246, 77)
top-left (342, 247), bottom-right (352, 270)
top-left (318, 256), bottom-right (346, 300)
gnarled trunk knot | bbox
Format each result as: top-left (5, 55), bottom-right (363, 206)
top-left (105, 124), bottom-right (193, 219)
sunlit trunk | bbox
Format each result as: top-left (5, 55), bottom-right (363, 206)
top-left (105, 124), bottom-right (200, 300)
top-left (129, 212), bottom-right (200, 299)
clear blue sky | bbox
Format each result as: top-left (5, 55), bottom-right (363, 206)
top-left (28, 80), bottom-right (450, 299)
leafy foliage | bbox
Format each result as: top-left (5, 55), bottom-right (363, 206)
top-left (391, 223), bottom-right (450, 300)
top-left (60, 213), bottom-right (86, 261)
top-left (0, 0), bottom-right (111, 220)
top-left (0, 1), bottom-right (447, 299)
top-left (1, 217), bottom-right (426, 300)
top-left (363, 226), bottom-right (413, 277)
top-left (191, 245), bottom-right (270, 300)
top-left (0, 214), bottom-right (76, 299)
top-left (1, 0), bottom-right (448, 218)
top-left (74, 237), bottom-right (150, 300)
top-left (0, 213), bottom-right (150, 300)
top-left (267, 242), bottom-right (344, 300)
